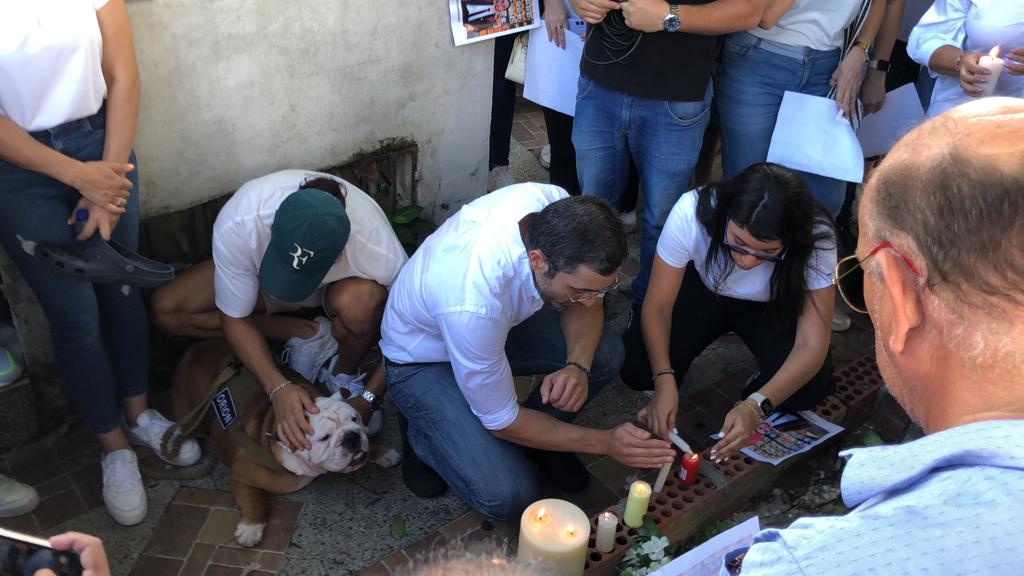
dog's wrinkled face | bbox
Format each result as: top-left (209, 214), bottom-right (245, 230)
top-left (296, 393), bottom-right (369, 474)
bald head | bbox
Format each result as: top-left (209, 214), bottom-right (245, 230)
top-left (865, 98), bottom-right (1024, 312)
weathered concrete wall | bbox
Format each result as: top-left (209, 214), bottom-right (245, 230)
top-left (128, 0), bottom-right (492, 220)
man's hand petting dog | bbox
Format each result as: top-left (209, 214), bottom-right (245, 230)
top-left (272, 383), bottom-right (319, 451)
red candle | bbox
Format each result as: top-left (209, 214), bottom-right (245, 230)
top-left (677, 452), bottom-right (700, 487)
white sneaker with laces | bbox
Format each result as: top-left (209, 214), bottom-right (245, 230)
top-left (282, 317), bottom-right (338, 382)
top-left (127, 409), bottom-right (202, 466)
top-left (319, 361), bottom-right (384, 437)
top-left (0, 473), bottom-right (38, 518)
top-left (102, 448), bottom-right (147, 526)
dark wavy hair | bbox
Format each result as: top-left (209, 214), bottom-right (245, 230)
top-left (696, 163), bottom-right (836, 322)
top-left (526, 195), bottom-right (627, 278)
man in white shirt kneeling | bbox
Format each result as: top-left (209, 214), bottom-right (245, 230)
top-left (380, 183), bottom-right (675, 520)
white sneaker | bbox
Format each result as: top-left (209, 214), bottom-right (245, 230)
top-left (0, 474), bottom-right (39, 517)
top-left (487, 165), bottom-right (515, 192)
top-left (102, 449), bottom-right (147, 526)
top-left (127, 409), bottom-right (202, 466)
top-left (319, 363), bottom-right (384, 437)
top-left (282, 317), bottom-right (338, 382)
top-left (540, 144), bottom-right (551, 169)
top-left (619, 210), bottom-right (638, 233)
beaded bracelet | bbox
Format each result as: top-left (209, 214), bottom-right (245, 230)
top-left (268, 380), bottom-right (292, 403)
top-left (565, 360), bottom-right (591, 377)
top-left (651, 368), bottom-right (676, 382)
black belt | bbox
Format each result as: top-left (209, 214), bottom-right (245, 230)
top-left (384, 357), bottom-right (441, 369)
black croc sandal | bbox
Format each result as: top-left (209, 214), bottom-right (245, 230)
top-left (32, 211), bottom-right (175, 288)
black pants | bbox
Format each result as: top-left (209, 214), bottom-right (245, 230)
top-left (489, 34), bottom-right (518, 170)
top-left (620, 265), bottom-right (833, 412)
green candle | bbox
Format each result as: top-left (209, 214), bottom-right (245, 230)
top-left (623, 480), bottom-right (651, 528)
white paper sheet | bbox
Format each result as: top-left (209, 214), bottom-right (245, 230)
top-left (857, 83), bottom-right (927, 157)
top-left (523, 28), bottom-right (584, 117)
top-left (767, 91), bottom-right (864, 183)
top-left (449, 0), bottom-right (541, 46)
top-left (649, 516), bottom-right (761, 576)
top-left (739, 411), bottom-right (845, 466)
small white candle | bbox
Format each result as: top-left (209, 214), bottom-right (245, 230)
top-left (653, 457), bottom-right (674, 493)
top-left (517, 499), bottom-right (590, 576)
top-left (978, 46), bottom-right (1004, 97)
top-left (595, 511), bottom-right (617, 553)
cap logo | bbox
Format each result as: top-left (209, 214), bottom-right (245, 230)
top-left (290, 244), bottom-right (315, 270)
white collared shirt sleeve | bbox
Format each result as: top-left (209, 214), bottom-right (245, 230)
top-left (907, 0), bottom-right (972, 75)
top-left (213, 229), bottom-right (260, 319)
top-left (437, 311), bottom-right (520, 431)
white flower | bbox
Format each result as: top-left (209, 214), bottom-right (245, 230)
top-left (640, 536), bottom-right (669, 559)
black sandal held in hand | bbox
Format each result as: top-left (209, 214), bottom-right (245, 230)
top-left (29, 209), bottom-right (174, 288)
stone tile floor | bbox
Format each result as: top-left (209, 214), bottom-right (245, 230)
top-left (0, 95), bottom-right (895, 575)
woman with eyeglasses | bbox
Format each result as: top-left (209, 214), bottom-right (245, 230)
top-left (620, 162), bottom-right (838, 461)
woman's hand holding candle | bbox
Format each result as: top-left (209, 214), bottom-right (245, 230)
top-left (636, 381), bottom-right (678, 441)
top-left (709, 400), bottom-right (760, 462)
top-left (958, 51), bottom-right (991, 97)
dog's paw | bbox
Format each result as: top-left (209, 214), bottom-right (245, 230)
top-left (234, 521), bottom-right (265, 547)
top-left (373, 448), bottom-right (402, 468)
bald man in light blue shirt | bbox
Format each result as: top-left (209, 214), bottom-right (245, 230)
top-left (723, 99), bottom-right (1024, 575)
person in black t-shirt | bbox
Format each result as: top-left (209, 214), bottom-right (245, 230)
top-left (568, 0), bottom-right (785, 305)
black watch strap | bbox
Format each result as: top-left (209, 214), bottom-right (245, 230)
top-left (870, 59), bottom-right (891, 72)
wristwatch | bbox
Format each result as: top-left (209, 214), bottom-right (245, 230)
top-left (662, 4), bottom-right (680, 33)
top-left (869, 59), bottom-right (891, 72)
top-left (747, 392), bottom-right (774, 419)
top-left (360, 388), bottom-right (383, 413)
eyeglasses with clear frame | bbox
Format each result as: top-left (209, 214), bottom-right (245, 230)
top-left (722, 220), bottom-right (786, 263)
top-left (567, 281), bottom-right (619, 304)
top-left (833, 241), bottom-right (921, 313)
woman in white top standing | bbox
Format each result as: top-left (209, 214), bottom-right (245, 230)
top-left (620, 163), bottom-right (837, 461)
top-left (908, 0), bottom-right (1024, 117)
top-left (0, 0), bottom-right (199, 525)
top-left (716, 0), bottom-right (885, 217)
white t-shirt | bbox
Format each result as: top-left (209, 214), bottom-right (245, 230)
top-left (0, 0), bottom-right (110, 132)
top-left (213, 169), bottom-right (408, 319)
top-left (380, 182), bottom-right (569, 431)
top-left (748, 0), bottom-right (863, 52)
top-left (908, 0), bottom-right (1024, 117)
top-left (656, 191), bottom-right (836, 302)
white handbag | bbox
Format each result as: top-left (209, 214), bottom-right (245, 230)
top-left (505, 33), bottom-right (528, 85)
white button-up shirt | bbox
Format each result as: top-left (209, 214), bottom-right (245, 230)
top-left (380, 183), bottom-right (569, 430)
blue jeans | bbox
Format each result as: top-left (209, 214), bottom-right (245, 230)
top-left (385, 307), bottom-right (624, 520)
top-left (573, 76), bottom-right (712, 303)
top-left (0, 106), bottom-right (148, 434)
top-left (717, 32), bottom-right (846, 216)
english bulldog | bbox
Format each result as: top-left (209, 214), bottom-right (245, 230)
top-left (172, 339), bottom-right (400, 547)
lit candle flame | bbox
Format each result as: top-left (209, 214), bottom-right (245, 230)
top-left (536, 507), bottom-right (546, 522)
top-left (686, 452), bottom-right (700, 462)
top-left (990, 46), bottom-right (1001, 59)
top-left (565, 525), bottom-right (577, 538)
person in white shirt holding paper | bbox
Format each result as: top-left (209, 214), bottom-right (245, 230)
top-left (380, 183), bottom-right (675, 519)
top-left (908, 0), bottom-right (1024, 117)
top-left (621, 163), bottom-right (837, 461)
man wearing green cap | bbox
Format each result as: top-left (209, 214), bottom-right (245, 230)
top-left (153, 169), bottom-right (408, 450)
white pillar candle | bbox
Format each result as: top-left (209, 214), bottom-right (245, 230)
top-left (595, 511), bottom-right (617, 553)
top-left (623, 480), bottom-right (652, 528)
top-left (653, 457), bottom-right (674, 493)
top-left (517, 499), bottom-right (590, 576)
top-left (978, 46), bottom-right (1004, 97)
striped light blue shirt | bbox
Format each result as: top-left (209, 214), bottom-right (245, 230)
top-left (722, 420), bottom-right (1024, 575)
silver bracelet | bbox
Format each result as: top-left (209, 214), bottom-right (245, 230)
top-left (268, 380), bottom-right (292, 403)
